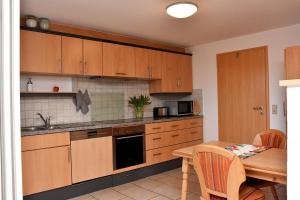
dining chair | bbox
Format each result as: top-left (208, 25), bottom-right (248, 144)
top-left (249, 129), bottom-right (287, 200)
top-left (193, 144), bottom-right (265, 200)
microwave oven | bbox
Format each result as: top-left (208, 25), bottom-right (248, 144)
top-left (164, 101), bottom-right (193, 116)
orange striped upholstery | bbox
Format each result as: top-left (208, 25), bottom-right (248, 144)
top-left (260, 133), bottom-right (284, 148)
top-left (210, 185), bottom-right (265, 200)
top-left (197, 152), bottom-right (232, 193)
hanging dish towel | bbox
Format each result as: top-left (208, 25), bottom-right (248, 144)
top-left (72, 90), bottom-right (92, 114)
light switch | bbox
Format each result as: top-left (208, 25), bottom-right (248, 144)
top-left (272, 104), bottom-right (278, 115)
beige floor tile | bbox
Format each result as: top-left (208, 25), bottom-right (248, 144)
top-left (118, 185), bottom-right (159, 200)
top-left (90, 188), bottom-right (126, 200)
top-left (186, 193), bottom-right (200, 200)
top-left (113, 182), bottom-right (136, 192)
top-left (156, 176), bottom-right (182, 189)
top-left (150, 184), bottom-right (181, 200)
top-left (68, 194), bottom-right (95, 200)
top-left (148, 173), bottom-right (169, 181)
top-left (150, 195), bottom-right (171, 200)
top-left (121, 198), bottom-right (135, 200)
top-left (188, 182), bottom-right (201, 195)
top-left (132, 178), bottom-right (164, 190)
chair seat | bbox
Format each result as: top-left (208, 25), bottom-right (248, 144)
top-left (210, 184), bottom-right (265, 200)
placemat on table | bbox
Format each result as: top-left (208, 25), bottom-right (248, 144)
top-left (225, 144), bottom-right (270, 159)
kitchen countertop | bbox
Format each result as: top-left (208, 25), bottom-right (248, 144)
top-left (21, 115), bottom-right (203, 137)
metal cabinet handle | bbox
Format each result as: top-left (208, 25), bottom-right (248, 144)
top-left (152, 127), bottom-right (161, 130)
top-left (171, 134), bottom-right (179, 137)
top-left (67, 147), bottom-right (71, 163)
top-left (153, 153), bottom-right (162, 156)
top-left (152, 137), bottom-right (162, 140)
top-left (171, 125), bottom-right (179, 128)
top-left (115, 72), bottom-right (127, 75)
top-left (253, 106), bottom-right (264, 115)
top-left (190, 131), bottom-right (198, 134)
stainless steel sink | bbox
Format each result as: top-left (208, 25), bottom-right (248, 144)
top-left (21, 125), bottom-right (57, 132)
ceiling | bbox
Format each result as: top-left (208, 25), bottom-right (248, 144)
top-left (21, 0), bottom-right (300, 47)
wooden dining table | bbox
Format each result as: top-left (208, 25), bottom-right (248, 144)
top-left (172, 141), bottom-right (287, 200)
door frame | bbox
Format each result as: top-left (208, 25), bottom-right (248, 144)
top-left (217, 46), bottom-right (270, 140)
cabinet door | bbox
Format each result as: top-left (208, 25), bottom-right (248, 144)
top-left (103, 43), bottom-right (135, 78)
top-left (149, 50), bottom-right (163, 79)
top-left (179, 55), bottom-right (193, 92)
top-left (135, 48), bottom-right (150, 79)
top-left (163, 52), bottom-right (181, 92)
top-left (285, 45), bottom-right (300, 79)
top-left (83, 40), bottom-right (103, 76)
top-left (71, 136), bottom-right (113, 183)
top-left (22, 146), bottom-right (71, 195)
top-left (62, 36), bottom-right (83, 75)
top-left (21, 30), bottom-right (62, 74)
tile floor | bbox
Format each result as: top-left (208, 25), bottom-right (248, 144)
top-left (70, 167), bottom-right (287, 200)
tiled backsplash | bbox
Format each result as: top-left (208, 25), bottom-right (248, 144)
top-left (21, 77), bottom-right (202, 127)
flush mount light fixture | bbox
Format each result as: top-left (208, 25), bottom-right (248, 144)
top-left (166, 2), bottom-right (198, 18)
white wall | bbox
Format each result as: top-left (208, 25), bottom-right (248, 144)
top-left (188, 24), bottom-right (300, 142)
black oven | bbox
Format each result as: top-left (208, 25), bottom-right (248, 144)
top-left (113, 125), bottom-right (145, 170)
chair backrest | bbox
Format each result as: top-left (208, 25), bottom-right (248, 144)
top-left (193, 144), bottom-right (246, 200)
top-left (253, 129), bottom-right (287, 149)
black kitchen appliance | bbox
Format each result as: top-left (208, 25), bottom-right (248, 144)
top-left (113, 125), bottom-right (145, 170)
top-left (164, 100), bottom-right (194, 116)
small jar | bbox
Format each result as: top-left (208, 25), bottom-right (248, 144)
top-left (39, 18), bottom-right (50, 30)
top-left (25, 15), bottom-right (38, 28)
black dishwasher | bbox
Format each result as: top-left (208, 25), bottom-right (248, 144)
top-left (113, 125), bottom-right (145, 170)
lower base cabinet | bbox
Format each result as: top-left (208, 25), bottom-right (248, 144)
top-left (22, 146), bottom-right (72, 196)
top-left (71, 136), bottom-right (113, 183)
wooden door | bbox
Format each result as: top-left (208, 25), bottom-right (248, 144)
top-left (22, 146), bottom-right (71, 195)
top-left (103, 43), bottom-right (135, 78)
top-left (217, 46), bottom-right (269, 143)
top-left (71, 136), bottom-right (113, 183)
top-left (178, 55), bottom-right (193, 92)
top-left (135, 48), bottom-right (150, 79)
top-left (62, 36), bottom-right (83, 75)
top-left (285, 45), bottom-right (300, 79)
top-left (83, 40), bottom-right (103, 76)
top-left (21, 30), bottom-right (62, 74)
top-left (149, 50), bottom-right (163, 79)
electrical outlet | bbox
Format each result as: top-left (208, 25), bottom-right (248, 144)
top-left (272, 104), bottom-right (278, 114)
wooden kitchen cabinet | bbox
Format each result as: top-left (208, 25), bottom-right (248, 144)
top-left (22, 146), bottom-right (71, 196)
top-left (62, 37), bottom-right (103, 76)
top-left (71, 136), bottom-right (113, 183)
top-left (21, 30), bottom-right (62, 74)
top-left (135, 48), bottom-right (163, 79)
top-left (62, 36), bottom-right (83, 75)
top-left (149, 52), bottom-right (192, 93)
top-left (285, 45), bottom-right (300, 79)
top-left (103, 42), bottom-right (136, 78)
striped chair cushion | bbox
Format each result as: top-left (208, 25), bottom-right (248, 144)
top-left (260, 133), bottom-right (283, 148)
top-left (197, 152), bottom-right (232, 194)
top-left (210, 185), bottom-right (265, 200)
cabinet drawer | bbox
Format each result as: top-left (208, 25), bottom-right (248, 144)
top-left (164, 120), bottom-right (185, 131)
top-left (146, 130), bottom-right (186, 150)
top-left (147, 140), bottom-right (203, 165)
top-left (184, 118), bottom-right (203, 128)
top-left (22, 132), bottom-right (70, 151)
top-left (186, 127), bottom-right (203, 141)
top-left (146, 123), bottom-right (166, 134)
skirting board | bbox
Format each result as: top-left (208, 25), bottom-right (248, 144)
top-left (24, 158), bottom-right (182, 200)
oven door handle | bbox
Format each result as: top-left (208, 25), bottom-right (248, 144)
top-left (116, 134), bottom-right (144, 140)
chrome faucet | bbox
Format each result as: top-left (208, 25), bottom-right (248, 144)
top-left (37, 113), bottom-right (51, 128)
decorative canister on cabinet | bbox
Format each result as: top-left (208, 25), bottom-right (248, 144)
top-left (25, 15), bottom-right (38, 28)
top-left (39, 18), bottom-right (50, 30)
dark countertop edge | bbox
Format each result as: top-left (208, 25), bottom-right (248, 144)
top-left (21, 115), bottom-right (203, 137)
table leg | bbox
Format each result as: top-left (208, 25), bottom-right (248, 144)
top-left (181, 158), bottom-right (190, 200)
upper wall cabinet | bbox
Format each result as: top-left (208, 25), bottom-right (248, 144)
top-left (285, 45), bottom-right (300, 79)
top-left (135, 48), bottom-right (163, 80)
top-left (150, 53), bottom-right (193, 93)
top-left (62, 37), bottom-right (103, 76)
top-left (21, 30), bottom-right (62, 74)
top-left (103, 42), bottom-right (136, 78)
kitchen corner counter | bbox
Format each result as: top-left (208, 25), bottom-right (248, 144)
top-left (21, 115), bottom-right (203, 137)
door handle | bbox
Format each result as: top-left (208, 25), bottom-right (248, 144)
top-left (253, 106), bottom-right (264, 115)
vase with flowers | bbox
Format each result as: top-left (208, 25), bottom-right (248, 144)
top-left (128, 94), bottom-right (151, 120)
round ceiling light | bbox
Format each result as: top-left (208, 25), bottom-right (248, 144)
top-left (166, 2), bottom-right (198, 18)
